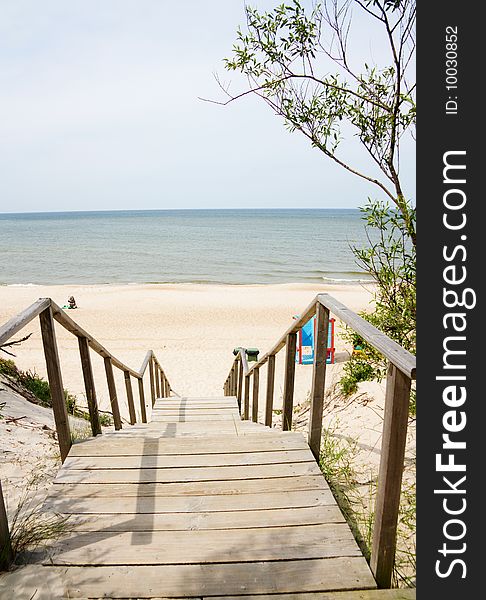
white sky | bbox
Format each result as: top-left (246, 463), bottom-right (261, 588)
top-left (0, 0), bottom-right (415, 212)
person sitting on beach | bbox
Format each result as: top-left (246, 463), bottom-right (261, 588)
top-left (68, 296), bottom-right (77, 309)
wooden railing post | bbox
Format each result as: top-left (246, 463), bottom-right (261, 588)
top-left (308, 303), bottom-right (330, 459)
top-left (39, 306), bottom-right (72, 462)
top-left (78, 336), bottom-right (102, 436)
top-left (155, 364), bottom-right (160, 399)
top-left (165, 376), bottom-right (170, 397)
top-left (282, 332), bottom-right (297, 431)
top-left (103, 356), bottom-right (122, 430)
top-left (252, 366), bottom-right (260, 423)
top-left (237, 358), bottom-right (243, 412)
top-left (229, 366), bottom-right (235, 397)
top-left (233, 361), bottom-right (239, 396)
top-left (149, 357), bottom-right (156, 407)
top-left (162, 371), bottom-right (167, 398)
top-left (138, 377), bottom-right (147, 423)
top-left (0, 481), bottom-right (12, 571)
top-left (124, 371), bottom-right (136, 425)
top-left (370, 362), bottom-right (411, 588)
top-left (265, 354), bottom-right (275, 427)
top-left (244, 374), bottom-right (250, 420)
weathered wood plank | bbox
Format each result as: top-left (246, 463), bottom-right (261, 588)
top-left (371, 363), bottom-right (412, 589)
top-left (54, 461), bottom-right (322, 484)
top-left (137, 377), bottom-right (147, 424)
top-left (236, 357), bottom-right (243, 412)
top-left (44, 488), bottom-right (334, 513)
top-left (123, 371), bottom-right (136, 425)
top-left (78, 336), bottom-right (102, 436)
top-left (0, 298), bottom-right (50, 346)
top-left (0, 568), bottom-right (401, 600)
top-left (103, 357), bottom-right (122, 431)
top-left (153, 402), bottom-right (237, 409)
top-left (62, 449), bottom-right (314, 470)
top-left (47, 524), bottom-right (361, 565)
top-left (243, 374), bottom-right (250, 420)
top-left (69, 432), bottom-right (308, 456)
top-left (151, 411), bottom-right (239, 418)
top-left (49, 475), bottom-right (327, 498)
top-left (308, 303), bottom-right (329, 459)
top-left (39, 306), bottom-right (72, 462)
top-left (155, 364), bottom-right (160, 398)
top-left (179, 397), bottom-right (238, 400)
top-left (265, 354), bottom-right (276, 427)
top-left (29, 558), bottom-right (376, 596)
top-left (65, 505), bottom-right (345, 532)
top-left (138, 350), bottom-right (152, 377)
top-left (152, 408), bottom-right (238, 415)
top-left (318, 293), bottom-right (416, 379)
top-left (149, 357), bottom-right (156, 407)
top-left (151, 414), bottom-right (238, 422)
top-left (210, 591), bottom-right (415, 600)
top-left (154, 400), bottom-right (238, 407)
top-left (282, 332), bottom-right (297, 431)
top-left (251, 366), bottom-right (259, 423)
top-left (99, 422), bottom-right (239, 438)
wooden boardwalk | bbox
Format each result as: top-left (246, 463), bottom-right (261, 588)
top-left (2, 395), bottom-right (388, 598)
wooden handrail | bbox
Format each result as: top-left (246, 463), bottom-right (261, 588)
top-left (318, 294), bottom-right (416, 379)
top-left (0, 298), bottom-right (51, 347)
top-left (139, 350), bottom-right (153, 377)
top-left (0, 297), bottom-right (173, 572)
top-left (0, 298), bottom-right (172, 447)
top-left (224, 293), bottom-right (416, 589)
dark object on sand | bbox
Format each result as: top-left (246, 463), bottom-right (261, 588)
top-left (68, 296), bottom-right (77, 309)
top-left (245, 348), bottom-right (259, 362)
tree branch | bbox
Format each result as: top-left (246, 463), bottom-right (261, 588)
top-left (200, 73), bottom-right (392, 112)
top-left (0, 333), bottom-right (33, 357)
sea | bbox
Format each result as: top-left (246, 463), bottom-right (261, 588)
top-left (0, 209), bottom-right (374, 286)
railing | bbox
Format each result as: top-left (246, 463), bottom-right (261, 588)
top-left (0, 297), bottom-right (172, 569)
top-left (224, 293), bottom-right (416, 589)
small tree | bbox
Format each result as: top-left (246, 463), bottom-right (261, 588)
top-left (212, 0), bottom-right (416, 396)
top-left (339, 199), bottom-right (416, 408)
top-left (214, 0), bottom-right (416, 242)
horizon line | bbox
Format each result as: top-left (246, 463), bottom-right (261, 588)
top-left (0, 206), bottom-right (361, 216)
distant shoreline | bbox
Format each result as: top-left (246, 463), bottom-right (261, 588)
top-left (2, 277), bottom-right (373, 287)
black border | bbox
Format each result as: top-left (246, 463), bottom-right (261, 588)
top-left (417, 2), bottom-right (481, 596)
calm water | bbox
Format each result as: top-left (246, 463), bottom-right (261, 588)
top-left (0, 209), bottom-right (373, 285)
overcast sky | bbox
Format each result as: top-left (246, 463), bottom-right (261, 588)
top-left (0, 0), bottom-right (415, 213)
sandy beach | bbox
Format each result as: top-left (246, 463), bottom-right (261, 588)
top-left (0, 282), bottom-right (375, 420)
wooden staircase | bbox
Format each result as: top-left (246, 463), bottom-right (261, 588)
top-left (0, 295), bottom-right (416, 597)
top-left (0, 394), bottom-right (386, 599)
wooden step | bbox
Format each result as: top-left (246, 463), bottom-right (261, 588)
top-left (0, 565), bottom-right (412, 600)
top-left (32, 396), bottom-right (377, 596)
